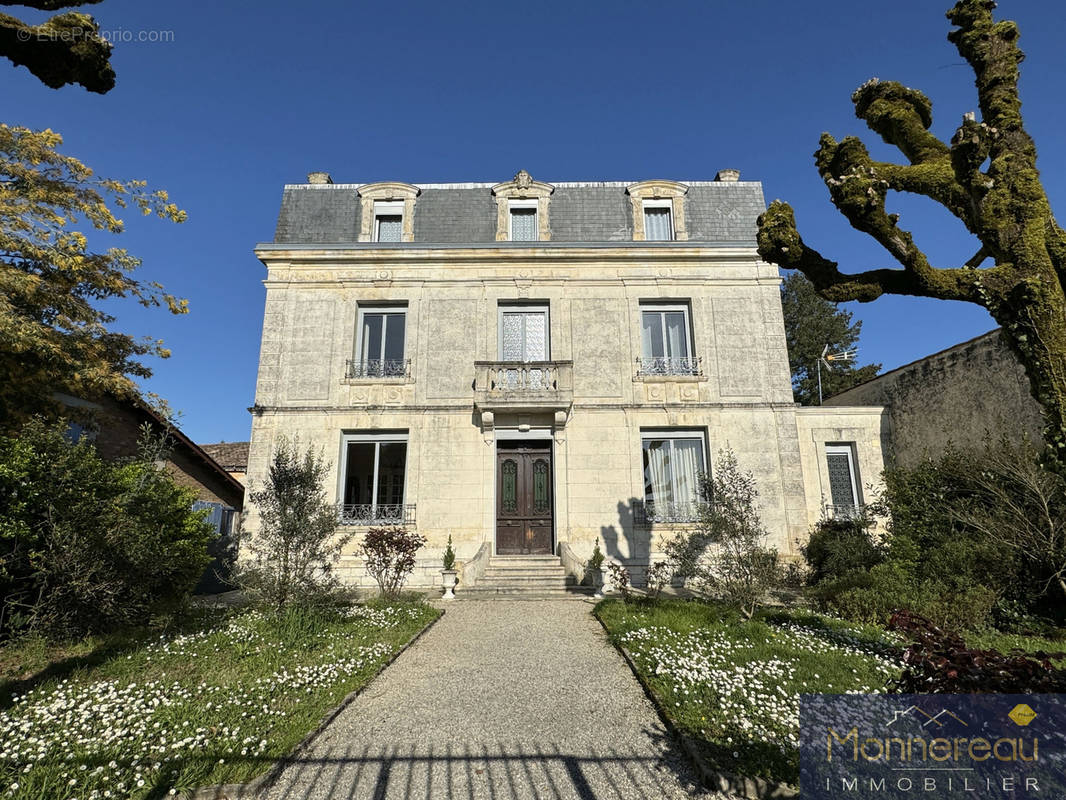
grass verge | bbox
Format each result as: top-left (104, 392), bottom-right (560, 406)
top-left (0, 599), bottom-right (440, 799)
top-left (595, 597), bottom-right (902, 787)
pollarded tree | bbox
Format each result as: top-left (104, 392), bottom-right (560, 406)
top-left (0, 125), bottom-right (186, 429)
top-left (757, 0), bottom-right (1066, 470)
top-left (0, 0), bottom-right (114, 92)
top-left (781, 272), bottom-right (881, 405)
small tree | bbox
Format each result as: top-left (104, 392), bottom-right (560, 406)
top-left (362, 526), bottom-right (426, 599)
top-left (241, 438), bottom-right (350, 610)
top-left (665, 449), bottom-right (780, 618)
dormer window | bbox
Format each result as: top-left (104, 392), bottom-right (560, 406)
top-left (642, 200), bottom-right (674, 241)
top-left (626, 180), bottom-right (689, 241)
top-left (492, 170), bottom-right (553, 242)
top-left (357, 182), bottom-right (420, 243)
top-left (374, 201), bottom-right (404, 243)
top-left (508, 199), bottom-right (539, 242)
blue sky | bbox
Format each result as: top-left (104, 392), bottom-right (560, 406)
top-left (5, 0), bottom-right (1065, 443)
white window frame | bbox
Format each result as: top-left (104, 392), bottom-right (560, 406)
top-left (497, 303), bottom-right (550, 361)
top-left (507, 199), bottom-right (539, 242)
top-left (639, 302), bottom-right (693, 360)
top-left (339, 431), bottom-right (410, 523)
top-left (373, 200), bottom-right (405, 242)
top-left (642, 198), bottom-right (674, 241)
top-left (640, 429), bottom-right (707, 522)
top-left (825, 443), bottom-right (861, 512)
top-left (354, 305), bottom-right (407, 378)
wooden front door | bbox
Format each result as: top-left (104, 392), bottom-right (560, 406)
top-left (496, 446), bottom-right (553, 555)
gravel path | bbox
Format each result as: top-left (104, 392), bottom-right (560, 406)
top-left (261, 599), bottom-right (728, 800)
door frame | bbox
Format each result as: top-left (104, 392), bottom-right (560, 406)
top-left (493, 429), bottom-right (555, 556)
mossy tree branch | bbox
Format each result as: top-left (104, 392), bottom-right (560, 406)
top-left (0, 2), bottom-right (113, 93)
top-left (757, 0), bottom-right (1066, 469)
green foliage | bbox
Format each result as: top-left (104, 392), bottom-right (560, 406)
top-left (801, 511), bottom-right (883, 584)
top-left (805, 436), bottom-right (1066, 632)
top-left (664, 449), bottom-right (781, 618)
top-left (0, 125), bottom-right (187, 430)
top-left (239, 438), bottom-right (352, 610)
top-left (0, 418), bottom-right (212, 638)
top-left (780, 272), bottom-right (880, 405)
top-left (361, 526), bottom-right (426, 600)
top-left (441, 535), bottom-right (455, 571)
top-left (587, 537), bottom-right (604, 572)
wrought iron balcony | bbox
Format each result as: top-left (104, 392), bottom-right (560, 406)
top-left (825, 503), bottom-right (866, 520)
top-left (635, 356), bottom-right (703, 377)
top-left (345, 358), bottom-right (411, 379)
top-left (473, 360), bottom-right (573, 412)
top-left (634, 499), bottom-right (703, 526)
top-left (337, 503), bottom-right (416, 526)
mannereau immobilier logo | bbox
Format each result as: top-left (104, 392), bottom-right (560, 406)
top-left (799, 694), bottom-right (1066, 798)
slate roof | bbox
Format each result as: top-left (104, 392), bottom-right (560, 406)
top-left (199, 441), bottom-right (249, 471)
top-left (272, 179), bottom-right (765, 245)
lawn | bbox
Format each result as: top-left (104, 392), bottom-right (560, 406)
top-left (0, 600), bottom-right (440, 800)
top-left (595, 597), bottom-right (903, 786)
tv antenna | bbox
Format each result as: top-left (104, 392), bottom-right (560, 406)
top-left (817, 344), bottom-right (856, 405)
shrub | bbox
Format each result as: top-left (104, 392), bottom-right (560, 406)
top-left (0, 418), bottom-right (213, 638)
top-left (665, 449), bottom-right (780, 618)
top-left (607, 562), bottom-right (631, 602)
top-left (240, 438), bottom-right (352, 610)
top-left (644, 561), bottom-right (671, 600)
top-left (362, 526), bottom-right (426, 599)
top-left (442, 535), bottom-right (456, 571)
top-left (888, 610), bottom-right (1066, 693)
top-left (801, 511), bottom-right (882, 585)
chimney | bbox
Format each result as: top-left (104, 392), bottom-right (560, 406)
top-left (715, 169), bottom-right (741, 182)
top-left (307, 172), bottom-right (333, 184)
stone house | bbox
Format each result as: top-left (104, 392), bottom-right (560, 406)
top-left (825, 328), bottom-right (1043, 468)
top-left (247, 170), bottom-right (886, 591)
top-left (200, 441), bottom-right (250, 486)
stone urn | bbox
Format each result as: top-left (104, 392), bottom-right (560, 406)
top-left (589, 567), bottom-right (606, 599)
top-left (441, 569), bottom-right (458, 600)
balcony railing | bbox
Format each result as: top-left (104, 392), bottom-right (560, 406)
top-left (345, 359), bottom-right (411, 379)
top-left (473, 360), bottom-right (573, 412)
top-left (634, 499), bottom-right (703, 526)
top-left (337, 503), bottom-right (416, 526)
top-left (825, 503), bottom-right (866, 520)
top-left (636, 356), bottom-right (703, 377)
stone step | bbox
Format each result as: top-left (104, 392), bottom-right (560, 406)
top-left (459, 585), bottom-right (594, 598)
top-left (482, 566), bottom-right (568, 577)
top-left (477, 575), bottom-right (575, 586)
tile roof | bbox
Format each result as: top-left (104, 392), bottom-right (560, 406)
top-left (199, 441), bottom-right (249, 471)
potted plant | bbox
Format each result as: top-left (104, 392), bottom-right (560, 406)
top-left (441, 535), bottom-right (458, 599)
top-left (586, 538), bottom-right (606, 598)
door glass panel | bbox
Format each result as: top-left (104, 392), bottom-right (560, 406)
top-left (501, 459), bottom-right (518, 512)
top-left (361, 315), bottom-right (383, 364)
top-left (524, 313), bottom-right (547, 361)
top-left (502, 314), bottom-right (524, 360)
top-left (383, 314), bottom-right (405, 362)
top-left (344, 443), bottom-right (376, 506)
top-left (532, 458), bottom-right (550, 514)
top-left (376, 442), bottom-right (406, 506)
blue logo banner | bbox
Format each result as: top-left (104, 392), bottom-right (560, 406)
top-left (800, 694), bottom-right (1066, 798)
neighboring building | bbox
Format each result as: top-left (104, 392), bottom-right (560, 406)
top-left (62, 393), bottom-right (245, 593)
top-left (247, 170), bottom-right (886, 589)
top-left (200, 441), bottom-right (250, 486)
top-left (825, 329), bottom-right (1043, 469)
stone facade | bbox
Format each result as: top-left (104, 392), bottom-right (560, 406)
top-left (248, 173), bottom-right (886, 587)
top-left (825, 329), bottom-right (1043, 469)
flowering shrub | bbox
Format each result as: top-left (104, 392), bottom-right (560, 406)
top-left (607, 562), bottom-right (631, 601)
top-left (644, 561), bottom-right (671, 599)
top-left (362, 526), bottom-right (426, 599)
top-left (0, 602), bottom-right (437, 799)
top-left (888, 609), bottom-right (1066, 693)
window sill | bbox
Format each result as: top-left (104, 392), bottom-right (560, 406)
top-left (633, 373), bottom-right (707, 383)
